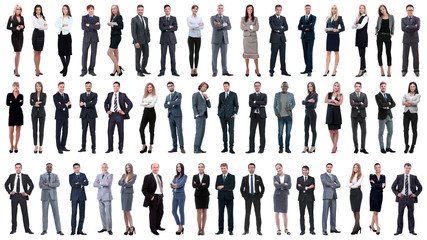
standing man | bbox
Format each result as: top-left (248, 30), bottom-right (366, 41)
top-left (79, 81), bottom-right (97, 154)
top-left (192, 82), bottom-right (211, 153)
top-left (69, 163), bottom-right (88, 235)
top-left (142, 163), bottom-right (165, 235)
top-left (392, 163), bottom-right (423, 235)
top-left (94, 163), bottom-right (113, 235)
top-left (104, 82), bottom-right (133, 154)
top-left (246, 81), bottom-right (267, 154)
top-left (5, 163), bottom-right (34, 234)
top-left (80, 4), bottom-right (100, 77)
top-left (211, 4), bottom-right (233, 77)
top-left (131, 4), bottom-right (150, 77)
top-left (40, 163), bottom-right (63, 235)
top-left (350, 82), bottom-right (368, 154)
top-left (240, 163), bottom-right (264, 235)
top-left (375, 81), bottom-right (396, 154)
top-left (274, 81), bottom-right (295, 153)
top-left (320, 163), bottom-right (341, 235)
top-left (158, 4), bottom-right (179, 77)
top-left (164, 81), bottom-right (185, 153)
top-left (218, 81), bottom-right (239, 154)
top-left (215, 163), bottom-right (235, 235)
top-left (296, 165), bottom-right (315, 235)
top-left (298, 4), bottom-right (316, 77)
top-left (269, 4), bottom-right (290, 77)
top-left (402, 4), bottom-right (420, 77)
top-left (53, 81), bottom-right (71, 154)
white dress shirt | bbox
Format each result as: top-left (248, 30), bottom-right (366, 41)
top-left (347, 173), bottom-right (364, 188)
top-left (153, 173), bottom-right (162, 194)
top-left (140, 94), bottom-right (158, 108)
top-left (279, 175), bottom-right (285, 184)
top-left (199, 174), bottom-right (204, 183)
top-left (352, 15), bottom-right (369, 29)
top-left (13, 173), bottom-right (24, 193)
top-left (110, 92), bottom-right (122, 112)
top-left (187, 15), bottom-right (204, 37)
top-left (32, 15), bottom-right (48, 30)
top-left (55, 16), bottom-right (73, 35)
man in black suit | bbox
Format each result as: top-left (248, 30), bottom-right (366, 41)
top-left (350, 82), bottom-right (368, 154)
top-left (53, 82), bottom-right (71, 154)
top-left (218, 81), bottom-right (239, 154)
top-left (246, 81), bottom-right (267, 154)
top-left (131, 4), bottom-right (150, 77)
top-left (158, 4), bottom-right (179, 77)
top-left (142, 163), bottom-right (165, 235)
top-left (391, 163), bottom-right (423, 235)
top-left (69, 163), bottom-right (88, 235)
top-left (240, 163), bottom-right (265, 235)
top-left (79, 82), bottom-right (97, 154)
top-left (104, 82), bottom-right (133, 154)
top-left (296, 165), bottom-right (315, 235)
top-left (298, 5), bottom-right (316, 77)
top-left (215, 163), bottom-right (235, 235)
top-left (375, 82), bottom-right (395, 153)
top-left (80, 4), bottom-right (100, 77)
top-left (401, 5), bottom-right (420, 77)
top-left (269, 4), bottom-right (290, 77)
top-left (4, 163), bottom-right (34, 234)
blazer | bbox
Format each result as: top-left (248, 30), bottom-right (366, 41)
top-left (273, 92), bottom-right (295, 117)
top-left (296, 175), bottom-right (315, 202)
top-left (375, 14), bottom-right (394, 35)
top-left (269, 15), bottom-right (288, 43)
top-left (69, 173), bottom-right (88, 201)
top-left (241, 16), bottom-right (259, 37)
top-left (211, 14), bottom-right (231, 44)
top-left (215, 173), bottom-right (235, 200)
top-left (171, 175), bottom-right (187, 194)
top-left (349, 92), bottom-right (368, 118)
top-left (240, 174), bottom-right (265, 199)
top-left (81, 14), bottom-right (100, 43)
top-left (164, 91), bottom-right (182, 117)
top-left (39, 172), bottom-right (60, 201)
top-left (402, 16), bottom-right (420, 43)
top-left (320, 173), bottom-right (340, 200)
top-left (142, 173), bottom-right (163, 207)
top-left (298, 14), bottom-right (316, 40)
top-left (218, 91), bottom-right (239, 119)
top-left (159, 15), bottom-right (177, 44)
top-left (30, 92), bottom-right (46, 118)
top-left (110, 15), bottom-right (123, 36)
top-left (7, 15), bottom-right (25, 34)
top-left (131, 15), bottom-right (150, 44)
top-left (302, 93), bottom-right (318, 109)
top-left (93, 172), bottom-right (113, 201)
top-left (273, 174), bottom-right (291, 197)
top-left (104, 92), bottom-right (133, 119)
top-left (79, 92), bottom-right (98, 119)
top-left (402, 93), bottom-right (421, 114)
top-left (53, 92), bottom-right (71, 120)
top-left (192, 92), bottom-right (211, 118)
top-left (118, 174), bottom-right (137, 194)
top-left (375, 92), bottom-right (395, 119)
top-left (370, 174), bottom-right (386, 192)
top-left (5, 173), bottom-right (34, 200)
top-left (326, 16), bottom-right (345, 34)
top-left (391, 174), bottom-right (422, 203)
top-left (249, 92), bottom-right (267, 118)
top-left (193, 174), bottom-right (210, 197)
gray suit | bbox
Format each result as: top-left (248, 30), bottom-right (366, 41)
top-left (192, 92), bottom-right (211, 151)
top-left (131, 15), bottom-right (150, 73)
top-left (211, 14), bottom-right (231, 74)
top-left (320, 173), bottom-right (340, 233)
top-left (401, 16), bottom-right (420, 73)
top-left (39, 172), bottom-right (62, 233)
top-left (93, 173), bottom-right (113, 231)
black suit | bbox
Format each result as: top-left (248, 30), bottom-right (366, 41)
top-left (5, 173), bottom-right (34, 232)
top-left (298, 14), bottom-right (316, 72)
top-left (193, 174), bottom-right (210, 209)
top-left (349, 92), bottom-right (368, 150)
top-left (218, 91), bottom-right (239, 149)
top-left (249, 92), bottom-right (267, 151)
top-left (216, 173), bottom-right (235, 233)
top-left (131, 14), bottom-right (150, 73)
top-left (81, 14), bottom-right (100, 74)
top-left (53, 92), bottom-right (71, 150)
top-left (80, 92), bottom-right (97, 150)
top-left (159, 15), bottom-right (178, 74)
top-left (30, 92), bottom-right (46, 146)
top-left (240, 174), bottom-right (264, 233)
top-left (269, 15), bottom-right (288, 74)
top-left (69, 173), bottom-right (88, 233)
top-left (296, 175), bottom-right (315, 233)
top-left (142, 173), bottom-right (164, 233)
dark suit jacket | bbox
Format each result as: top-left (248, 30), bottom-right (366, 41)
top-left (325, 16), bottom-right (345, 34)
top-left (218, 91), bottom-right (239, 119)
top-left (142, 173), bottom-right (162, 207)
top-left (164, 91), bottom-right (182, 117)
top-left (269, 15), bottom-right (288, 43)
top-left (401, 16), bottom-right (420, 43)
top-left (104, 92), bottom-right (133, 119)
top-left (296, 175), bottom-right (315, 201)
top-left (159, 15), bottom-right (177, 44)
top-left (110, 15), bottom-right (123, 36)
top-left (192, 92), bottom-right (211, 118)
top-left (193, 174), bottom-right (210, 197)
top-left (349, 92), bottom-right (368, 118)
top-left (211, 14), bottom-right (231, 44)
top-left (375, 92), bottom-right (395, 120)
top-left (215, 173), bottom-right (235, 200)
top-left (79, 92), bottom-right (98, 119)
top-left (240, 174), bottom-right (265, 199)
top-left (370, 174), bottom-right (386, 192)
top-left (69, 173), bottom-right (88, 201)
top-left (53, 92), bottom-right (71, 120)
top-left (391, 174), bottom-right (422, 203)
top-left (81, 14), bottom-right (100, 43)
top-left (30, 92), bottom-right (46, 118)
top-left (7, 15), bottom-right (25, 33)
top-left (249, 92), bottom-right (267, 118)
top-left (131, 15), bottom-right (150, 44)
top-left (5, 173), bottom-right (34, 200)
top-left (298, 15), bottom-right (316, 40)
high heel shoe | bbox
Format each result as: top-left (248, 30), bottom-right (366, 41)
top-left (9, 150), bottom-right (13, 153)
top-left (404, 145), bottom-right (410, 153)
top-left (409, 145), bottom-right (415, 153)
top-left (331, 146), bottom-right (337, 154)
top-left (332, 70), bottom-right (337, 77)
top-left (118, 66), bottom-right (124, 76)
top-left (14, 150), bottom-right (18, 153)
top-left (14, 70), bottom-right (20, 77)
top-left (355, 70), bottom-right (367, 77)
top-left (351, 227), bottom-right (361, 235)
top-left (110, 70), bottom-right (117, 76)
top-left (308, 146), bottom-right (316, 153)
top-left (245, 70), bottom-right (249, 77)
top-left (369, 225), bottom-right (377, 232)
top-left (302, 146), bottom-right (308, 153)
top-left (148, 148), bottom-right (152, 154)
top-left (255, 70), bottom-right (261, 77)
top-left (124, 226), bottom-right (130, 235)
top-left (140, 146), bottom-right (147, 154)
top-left (176, 227), bottom-right (184, 235)
top-left (129, 226), bottom-right (135, 236)
top-left (323, 70), bottom-right (329, 77)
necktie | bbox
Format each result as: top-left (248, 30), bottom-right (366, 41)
top-left (48, 173), bottom-right (51, 182)
top-left (167, 17), bottom-right (170, 22)
top-left (304, 176), bottom-right (307, 182)
top-left (357, 92), bottom-right (360, 99)
top-left (409, 17), bottom-right (412, 24)
top-left (329, 174), bottom-right (333, 181)
top-left (102, 174), bottom-right (105, 179)
top-left (170, 94), bottom-right (173, 101)
top-left (405, 175), bottom-right (409, 196)
top-left (225, 92), bottom-right (228, 99)
top-left (141, 16), bottom-right (145, 30)
top-left (384, 93), bottom-right (387, 102)
top-left (61, 93), bottom-right (64, 99)
top-left (114, 93), bottom-right (118, 112)
top-left (156, 175), bottom-right (163, 194)
top-left (16, 175), bottom-right (21, 193)
top-left (305, 15), bottom-right (309, 21)
top-left (250, 175), bottom-right (254, 195)
top-left (223, 174), bottom-right (226, 183)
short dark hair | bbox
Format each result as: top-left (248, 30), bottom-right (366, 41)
top-left (15, 163), bottom-right (22, 167)
top-left (220, 163), bottom-right (228, 168)
top-left (73, 163), bottom-right (80, 167)
top-left (326, 163), bottom-right (333, 167)
top-left (46, 163), bottom-right (52, 166)
top-left (86, 5), bottom-right (94, 10)
top-left (275, 4), bottom-right (282, 9)
top-left (406, 4), bottom-right (414, 10)
top-left (275, 163), bottom-right (283, 168)
top-left (374, 163), bottom-right (381, 167)
top-left (164, 4), bottom-right (170, 9)
top-left (113, 81), bottom-right (120, 86)
top-left (302, 165), bottom-right (309, 171)
top-left (404, 163), bottom-right (412, 167)
top-left (167, 81), bottom-right (174, 86)
top-left (58, 81), bottom-right (64, 86)
top-left (354, 82), bottom-right (362, 87)
top-left (223, 81), bottom-right (230, 86)
top-left (137, 4), bottom-right (144, 9)
top-left (198, 82), bottom-right (209, 90)
top-left (254, 81), bottom-right (261, 86)
top-left (85, 81), bottom-right (92, 85)
top-left (380, 81), bottom-right (387, 86)
top-left (192, 5), bottom-right (198, 10)
top-left (305, 4), bottom-right (311, 8)
top-left (248, 163), bottom-right (256, 168)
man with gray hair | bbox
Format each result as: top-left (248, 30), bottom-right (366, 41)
top-left (94, 163), bottom-right (113, 235)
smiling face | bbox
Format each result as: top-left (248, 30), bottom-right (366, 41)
top-left (58, 83), bottom-right (65, 93)
top-left (353, 164), bottom-right (359, 174)
top-left (73, 165), bottom-right (80, 174)
top-left (359, 5), bottom-right (366, 15)
top-left (247, 6), bottom-right (253, 17)
top-left (217, 5), bottom-right (224, 15)
top-left (374, 164), bottom-right (381, 174)
top-left (12, 83), bottom-right (19, 92)
top-left (126, 164), bottom-right (131, 174)
top-left (407, 6), bottom-right (414, 17)
top-left (333, 82), bottom-right (340, 92)
top-left (380, 6), bottom-right (386, 15)
top-left (354, 83), bottom-right (361, 92)
top-left (275, 164), bottom-right (283, 175)
top-left (254, 83), bottom-right (261, 92)
top-left (380, 83), bottom-right (387, 93)
top-left (302, 167), bottom-right (309, 176)
top-left (15, 164), bottom-right (22, 174)
top-left (275, 6), bottom-right (282, 16)
top-left (167, 83), bottom-right (174, 92)
top-left (281, 82), bottom-right (288, 92)
top-left (151, 163), bottom-right (159, 174)
top-left (308, 83), bottom-right (314, 93)
top-left (200, 84), bottom-right (207, 93)
top-left (85, 83), bottom-right (92, 92)
top-left (198, 164), bottom-right (205, 174)
top-left (101, 164), bottom-right (108, 174)
top-left (36, 83), bottom-right (42, 93)
top-left (87, 7), bottom-right (94, 15)
top-left (113, 83), bottom-right (120, 93)
top-left (192, 6), bottom-right (198, 15)
top-left (147, 84), bottom-right (153, 94)
top-left (15, 6), bottom-right (22, 16)
top-left (176, 164), bottom-right (182, 174)
top-left (248, 164), bottom-right (255, 174)
top-left (62, 6), bottom-right (69, 16)
top-left (46, 164), bottom-right (52, 173)
top-left (410, 83), bottom-right (416, 93)
top-left (223, 83), bottom-right (230, 92)
top-left (331, 6), bottom-right (337, 15)
top-left (404, 165), bottom-right (411, 175)
top-left (164, 6), bottom-right (171, 16)
top-left (326, 164), bottom-right (333, 174)
top-left (305, 6), bottom-right (311, 15)
top-left (221, 165), bottom-right (228, 175)
top-left (35, 6), bottom-right (41, 15)
top-left (137, 6), bottom-right (144, 15)
top-left (111, 5), bottom-right (118, 15)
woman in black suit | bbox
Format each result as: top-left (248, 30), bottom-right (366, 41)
top-left (55, 5), bottom-right (73, 77)
top-left (32, 4), bottom-right (48, 76)
top-left (369, 163), bottom-right (385, 235)
top-left (107, 4), bottom-right (124, 76)
top-left (324, 5), bottom-right (345, 77)
top-left (353, 5), bottom-right (369, 77)
top-left (346, 163), bottom-right (363, 235)
top-left (30, 81), bottom-right (46, 154)
top-left (7, 82), bottom-right (23, 153)
top-left (192, 163), bottom-right (210, 235)
top-left (7, 5), bottom-right (25, 77)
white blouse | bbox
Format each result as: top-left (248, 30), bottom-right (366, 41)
top-left (352, 15), bottom-right (369, 29)
top-left (32, 15), bottom-right (48, 30)
top-left (279, 175), bottom-right (285, 184)
top-left (187, 15), bottom-right (204, 38)
top-left (140, 94), bottom-right (158, 108)
top-left (346, 173), bottom-right (363, 188)
top-left (55, 16), bottom-right (73, 35)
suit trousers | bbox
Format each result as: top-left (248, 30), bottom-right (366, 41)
top-left (71, 200), bottom-right (85, 233)
top-left (212, 43), bottom-right (228, 74)
top-left (278, 116), bottom-right (292, 149)
top-left (32, 116), bottom-right (45, 146)
top-left (140, 108), bottom-right (156, 145)
top-left (149, 195), bottom-right (164, 231)
top-left (218, 198), bottom-right (234, 232)
top-left (351, 115), bottom-right (366, 149)
top-left (56, 118), bottom-right (68, 150)
top-left (135, 43), bottom-right (149, 72)
top-left (403, 111), bottom-right (418, 146)
top-left (172, 193), bottom-right (186, 225)
top-left (249, 114), bottom-right (266, 151)
top-left (108, 113), bottom-right (125, 151)
top-left (160, 44), bottom-right (176, 74)
top-left (220, 117), bottom-right (234, 148)
top-left (322, 199), bottom-right (337, 233)
top-left (98, 200), bottom-right (112, 231)
top-left (397, 197), bottom-right (415, 233)
top-left (169, 116), bottom-right (184, 149)
top-left (378, 115), bottom-right (393, 149)
top-left (11, 194), bottom-right (30, 232)
top-left (304, 109), bottom-right (317, 147)
top-left (402, 42), bottom-right (419, 73)
top-left (81, 117), bottom-right (96, 150)
top-left (81, 42), bottom-right (97, 73)
top-left (188, 37), bottom-right (201, 68)
top-left (42, 197), bottom-right (61, 232)
top-left (377, 34), bottom-right (392, 66)
top-left (358, 47), bottom-right (366, 70)
top-left (194, 115), bottom-right (206, 151)
top-left (269, 43), bottom-right (286, 73)
top-left (302, 39), bottom-right (314, 72)
top-left (244, 196), bottom-right (261, 233)
top-left (299, 200), bottom-right (314, 232)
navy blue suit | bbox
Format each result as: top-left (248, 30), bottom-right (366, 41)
top-left (69, 173), bottom-right (88, 234)
top-left (218, 91), bottom-right (239, 148)
top-left (164, 91), bottom-right (184, 149)
top-left (215, 173), bottom-right (235, 233)
top-left (269, 15), bottom-right (288, 74)
top-left (298, 14), bottom-right (316, 72)
top-left (53, 92), bottom-right (72, 150)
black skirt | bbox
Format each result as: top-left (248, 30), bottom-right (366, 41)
top-left (350, 188), bottom-right (362, 212)
top-left (58, 32), bottom-right (72, 56)
top-left (195, 196), bottom-right (209, 209)
top-left (326, 34), bottom-right (340, 52)
top-left (11, 33), bottom-right (23, 52)
top-left (110, 35), bottom-right (121, 49)
top-left (32, 29), bottom-right (44, 51)
top-left (369, 189), bottom-right (383, 212)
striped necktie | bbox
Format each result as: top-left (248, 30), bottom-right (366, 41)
top-left (114, 93), bottom-right (118, 112)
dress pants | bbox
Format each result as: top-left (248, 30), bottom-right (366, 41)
top-left (304, 109), bottom-right (317, 147)
top-left (194, 114), bottom-right (206, 151)
top-left (220, 117), bottom-right (234, 148)
top-left (81, 41), bottom-right (97, 73)
top-left (172, 193), bottom-right (186, 225)
top-left (140, 108), bottom-right (156, 145)
top-left (56, 118), bottom-right (68, 150)
top-left (302, 39), bottom-right (314, 72)
top-left (81, 117), bottom-right (96, 150)
top-left (11, 194), bottom-right (30, 232)
top-left (188, 37), bottom-right (201, 68)
top-left (135, 43), bottom-right (149, 72)
top-left (269, 43), bottom-right (286, 74)
top-left (377, 34), bottom-right (392, 66)
top-left (71, 200), bottom-right (85, 233)
top-left (42, 197), bottom-right (61, 232)
top-left (351, 115), bottom-right (366, 149)
top-left (378, 115), bottom-right (393, 149)
top-left (32, 116), bottom-right (45, 146)
top-left (98, 200), bottom-right (112, 231)
top-left (108, 113), bottom-right (125, 151)
top-left (212, 42), bottom-right (228, 74)
top-left (397, 197), bottom-right (415, 233)
top-left (402, 42), bottom-right (419, 73)
top-left (244, 195), bottom-right (261, 233)
top-left (160, 44), bottom-right (177, 74)
top-left (277, 116), bottom-right (292, 149)
top-left (358, 47), bottom-right (366, 70)
top-left (218, 199), bottom-right (233, 232)
top-left (403, 111), bottom-right (418, 146)
top-left (299, 200), bottom-right (314, 232)
top-left (322, 199), bottom-right (337, 233)
top-left (169, 116), bottom-right (184, 149)
top-left (249, 114), bottom-right (266, 151)
top-left (149, 195), bottom-right (164, 231)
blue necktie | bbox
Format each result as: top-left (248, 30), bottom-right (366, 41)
top-left (223, 175), bottom-right (226, 183)
top-left (48, 173), bottom-right (51, 182)
top-left (409, 17), bottom-right (412, 24)
top-left (250, 175), bottom-right (254, 195)
top-left (384, 93), bottom-right (387, 102)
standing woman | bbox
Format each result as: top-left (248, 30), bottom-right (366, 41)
top-left (352, 5), bottom-right (369, 77)
top-left (139, 83), bottom-right (157, 153)
top-left (369, 163), bottom-right (385, 235)
top-left (118, 163), bottom-right (137, 235)
top-left (187, 5), bottom-right (204, 77)
top-left (375, 5), bottom-right (394, 77)
top-left (7, 5), bottom-right (25, 77)
top-left (324, 5), bottom-right (345, 77)
top-left (55, 5), bottom-right (73, 77)
top-left (346, 163), bottom-right (364, 235)
top-left (325, 82), bottom-right (343, 153)
top-left (402, 82), bottom-right (420, 153)
top-left (7, 82), bottom-right (23, 153)
top-left (273, 163), bottom-right (292, 235)
top-left (30, 81), bottom-right (46, 154)
top-left (192, 163), bottom-right (210, 235)
top-left (107, 5), bottom-right (124, 76)
top-left (32, 4), bottom-right (48, 77)
top-left (171, 163), bottom-right (187, 235)
top-left (302, 82), bottom-right (318, 153)
top-left (241, 5), bottom-right (260, 77)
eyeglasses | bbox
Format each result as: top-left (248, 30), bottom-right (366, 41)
top-left (167, 85), bottom-right (174, 88)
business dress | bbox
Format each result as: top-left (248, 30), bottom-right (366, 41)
top-left (350, 91), bottom-right (368, 150)
top-left (346, 174), bottom-right (363, 212)
top-left (218, 91), bottom-right (239, 150)
top-left (81, 14), bottom-right (100, 74)
top-left (241, 16), bottom-right (259, 59)
top-left (352, 15), bottom-right (368, 70)
top-left (298, 14), bottom-right (316, 73)
top-left (118, 174), bottom-right (137, 211)
top-left (320, 172), bottom-right (341, 233)
top-left (273, 174), bottom-right (291, 213)
top-left (7, 93), bottom-right (23, 126)
top-left (192, 92), bottom-right (211, 152)
top-left (69, 172), bottom-right (88, 234)
top-left (241, 174), bottom-right (264, 233)
top-left (215, 173), bottom-right (235, 233)
top-left (187, 15), bottom-right (203, 69)
top-left (296, 175), bottom-right (315, 233)
top-left (7, 15), bottom-right (25, 52)
top-left (211, 14), bottom-right (231, 74)
top-left (249, 92), bottom-right (267, 152)
top-left (110, 15), bottom-right (123, 49)
top-left (164, 91), bottom-right (184, 150)
top-left (375, 92), bottom-right (395, 150)
top-left (30, 92), bottom-right (46, 146)
top-left (375, 15), bottom-right (394, 66)
top-left (369, 174), bottom-right (385, 212)
top-left (269, 15), bottom-right (287, 74)
top-left (93, 172), bottom-right (114, 231)
top-left (5, 173), bottom-right (34, 233)
top-left (193, 174), bottom-right (210, 209)
top-left (53, 92), bottom-right (71, 151)
top-left (274, 92), bottom-right (295, 150)
top-left (142, 173), bottom-right (164, 233)
top-left (326, 92), bottom-right (342, 130)
top-left (79, 91), bottom-right (97, 151)
top-left (171, 175), bottom-right (187, 225)
top-left (402, 93), bottom-right (420, 148)
top-left (326, 16), bottom-right (345, 51)
top-left (302, 93), bottom-right (318, 147)
top-left (131, 14), bottom-right (150, 74)
top-left (140, 94), bottom-right (158, 145)
top-left (55, 16), bottom-right (73, 56)
top-left (402, 16), bottom-right (420, 74)
top-left (39, 172), bottom-right (62, 233)
top-left (159, 15), bottom-right (178, 75)
top-left (32, 15), bottom-right (47, 51)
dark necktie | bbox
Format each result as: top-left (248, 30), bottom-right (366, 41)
top-left (357, 92), bottom-right (360, 100)
top-left (405, 175), bottom-right (409, 196)
top-left (140, 16), bottom-right (145, 30)
top-left (61, 93), bottom-right (65, 99)
top-left (102, 174), bottom-right (105, 179)
top-left (250, 175), bottom-right (254, 195)
top-left (220, 16), bottom-right (223, 23)
top-left (87, 93), bottom-right (90, 97)
top-left (156, 175), bottom-right (163, 193)
top-left (304, 176), bottom-right (307, 182)
top-left (383, 93), bottom-right (387, 102)
top-left (170, 94), bottom-right (173, 101)
top-left (223, 174), bottom-right (226, 183)
top-left (167, 17), bottom-right (170, 23)
top-left (48, 173), bottom-right (51, 182)
top-left (114, 93), bottom-right (118, 112)
top-left (305, 15), bottom-right (309, 21)
top-left (16, 175), bottom-right (21, 193)
top-left (409, 17), bottom-right (412, 24)
top-left (225, 92), bottom-right (228, 99)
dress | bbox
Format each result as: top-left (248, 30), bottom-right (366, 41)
top-left (241, 17), bottom-right (259, 59)
top-left (326, 16), bottom-right (345, 51)
top-left (110, 15), bottom-right (123, 49)
top-left (369, 174), bottom-right (385, 212)
top-left (7, 93), bottom-right (24, 126)
top-left (7, 16), bottom-right (25, 52)
top-left (326, 92), bottom-right (342, 130)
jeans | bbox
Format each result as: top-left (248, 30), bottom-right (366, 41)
top-left (278, 116), bottom-right (292, 149)
top-left (378, 115), bottom-right (393, 149)
top-left (172, 193), bottom-right (186, 225)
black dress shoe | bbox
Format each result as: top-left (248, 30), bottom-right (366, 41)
top-left (62, 147), bottom-right (70, 151)
top-left (258, 149), bottom-right (264, 153)
top-left (108, 230), bottom-right (113, 235)
top-left (98, 229), bottom-right (107, 233)
top-left (78, 148), bottom-right (86, 152)
top-left (394, 232), bottom-right (402, 235)
top-left (151, 230), bottom-right (159, 235)
top-left (105, 150), bottom-right (113, 153)
top-left (415, 72), bottom-right (419, 77)
top-left (279, 148), bottom-right (283, 153)
top-left (409, 145), bottom-right (415, 153)
top-left (402, 72), bottom-right (407, 77)
top-left (242, 232), bottom-right (248, 235)
top-left (142, 70), bottom-right (151, 74)
top-left (172, 72), bottom-right (180, 77)
top-left (58, 149), bottom-right (63, 154)
top-left (323, 232), bottom-right (328, 235)
top-left (221, 148), bottom-right (228, 153)
top-left (92, 149), bottom-right (96, 154)
top-left (282, 72), bottom-right (291, 76)
top-left (80, 73), bottom-right (86, 77)
top-left (212, 73), bottom-right (217, 77)
top-left (89, 72), bottom-right (97, 76)
top-left (58, 231), bottom-right (64, 235)
top-left (410, 231), bottom-right (417, 235)
top-left (310, 231), bottom-right (316, 235)
top-left (229, 231), bottom-right (233, 235)
top-left (307, 72), bottom-right (312, 77)
top-left (300, 71), bottom-right (308, 74)
top-left (257, 231), bottom-right (262, 235)
top-left (360, 149), bottom-right (368, 154)
top-left (269, 72), bottom-right (274, 77)
top-left (137, 72), bottom-right (145, 77)
top-left (158, 72), bottom-right (165, 77)
top-left (71, 232), bottom-right (75, 235)
top-left (215, 231), bottom-right (223, 235)
top-left (246, 150), bottom-right (255, 154)
top-left (27, 230), bottom-right (34, 234)
top-left (158, 227), bottom-right (165, 231)
top-left (229, 148), bottom-right (235, 154)
top-left (300, 231), bottom-right (305, 235)
top-left (119, 150), bottom-right (123, 154)
top-left (285, 148), bottom-right (291, 153)
top-left (330, 229), bottom-right (340, 233)
top-left (354, 149), bottom-right (359, 153)
top-left (386, 148), bottom-right (395, 153)
top-left (380, 148), bottom-right (386, 153)
top-left (77, 232), bottom-right (87, 235)
top-left (10, 230), bottom-right (16, 234)
top-left (41, 231), bottom-right (47, 235)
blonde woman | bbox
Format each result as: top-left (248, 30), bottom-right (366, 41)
top-left (273, 163), bottom-right (292, 235)
top-left (108, 5), bottom-right (124, 76)
top-left (7, 5), bottom-right (25, 77)
top-left (324, 82), bottom-right (343, 153)
top-left (324, 5), bottom-right (345, 77)
top-left (118, 163), bottom-right (137, 235)
top-left (346, 163), bottom-right (363, 235)
top-left (352, 5), bottom-right (369, 77)
top-left (140, 83), bottom-right (158, 153)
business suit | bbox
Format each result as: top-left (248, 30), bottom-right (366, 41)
top-left (192, 92), bottom-right (211, 152)
top-left (109, 15), bottom-right (123, 49)
top-left (298, 14), bottom-right (316, 73)
top-left (53, 92), bottom-right (71, 151)
top-left (80, 91), bottom-right (97, 151)
top-left (240, 174), bottom-right (264, 233)
top-left (7, 15), bottom-right (25, 52)
top-left (211, 14), bottom-right (231, 74)
top-left (273, 174), bottom-right (291, 213)
top-left (369, 174), bottom-right (385, 212)
top-left (349, 91), bottom-right (368, 150)
top-left (81, 14), bottom-right (100, 74)
top-left (131, 14), bottom-right (150, 74)
top-left (325, 16), bottom-right (345, 51)
top-left (5, 173), bottom-right (34, 233)
top-left (320, 172), bottom-right (341, 234)
top-left (39, 172), bottom-right (62, 233)
top-left (69, 172), bottom-right (88, 234)
top-left (218, 91), bottom-right (239, 150)
top-left (216, 173), bottom-right (235, 233)
top-left (391, 173), bottom-right (422, 234)
top-left (30, 92), bottom-right (46, 146)
top-left (142, 173), bottom-right (164, 233)
top-left (164, 91), bottom-right (184, 150)
top-left (118, 174), bottom-right (137, 211)
top-left (159, 15), bottom-right (178, 75)
top-left (297, 175), bottom-right (315, 233)
top-left (354, 15), bottom-right (368, 70)
top-left (93, 172), bottom-right (114, 231)
top-left (193, 174), bottom-right (210, 209)
top-left (376, 15), bottom-right (394, 67)
top-left (249, 92), bottom-right (267, 152)
top-left (401, 16), bottom-right (420, 74)
top-left (375, 92), bottom-right (395, 150)
top-left (274, 92), bottom-right (295, 150)
top-left (269, 15), bottom-right (288, 74)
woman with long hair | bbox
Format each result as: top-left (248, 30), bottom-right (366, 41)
top-left (140, 83), bottom-right (158, 153)
top-left (108, 5), bottom-right (124, 76)
top-left (273, 163), bottom-right (292, 235)
top-left (352, 5), bottom-right (369, 77)
top-left (55, 5), bottom-right (73, 77)
top-left (192, 163), bottom-right (210, 235)
top-left (32, 4), bottom-right (47, 76)
top-left (30, 81), bottom-right (46, 153)
top-left (171, 163), bottom-right (187, 235)
top-left (375, 5), bottom-right (394, 77)
top-left (324, 5), bottom-right (345, 77)
top-left (346, 163), bottom-right (364, 234)
top-left (118, 163), bottom-right (137, 235)
top-left (325, 82), bottom-right (343, 153)
top-left (7, 5), bottom-right (25, 77)
top-left (7, 82), bottom-right (23, 153)
top-left (402, 82), bottom-right (420, 153)
top-left (369, 163), bottom-right (385, 235)
top-left (302, 82), bottom-right (318, 153)
top-left (241, 4), bottom-right (260, 77)
top-left (187, 5), bottom-right (204, 77)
